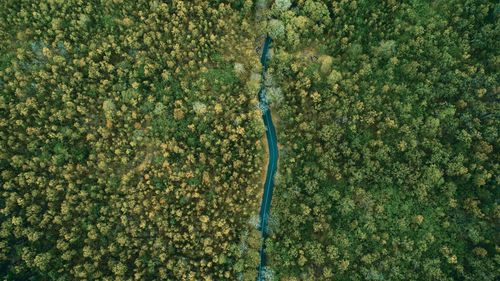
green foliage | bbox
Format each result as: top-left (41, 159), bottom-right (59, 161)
top-left (268, 19), bottom-right (286, 41)
top-left (1, 0), bottom-right (497, 280)
top-left (0, 0), bottom-right (264, 280)
top-left (266, 0), bottom-right (499, 280)
top-left (273, 0), bottom-right (292, 12)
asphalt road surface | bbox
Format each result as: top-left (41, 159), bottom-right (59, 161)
top-left (256, 36), bottom-right (278, 281)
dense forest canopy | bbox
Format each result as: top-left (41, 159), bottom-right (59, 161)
top-left (265, 0), bottom-right (499, 280)
top-left (0, 0), bottom-right (266, 280)
top-left (0, 0), bottom-right (498, 280)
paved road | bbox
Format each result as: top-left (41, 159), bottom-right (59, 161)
top-left (256, 36), bottom-right (278, 281)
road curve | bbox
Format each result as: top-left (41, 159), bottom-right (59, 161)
top-left (256, 36), bottom-right (278, 281)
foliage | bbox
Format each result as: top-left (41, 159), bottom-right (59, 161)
top-left (1, 0), bottom-right (498, 280)
top-left (266, 0), bottom-right (499, 280)
top-left (0, 0), bottom-right (265, 280)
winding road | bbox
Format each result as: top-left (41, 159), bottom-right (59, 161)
top-left (256, 36), bottom-right (278, 281)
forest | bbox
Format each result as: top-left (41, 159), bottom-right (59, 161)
top-left (0, 0), bottom-right (267, 280)
top-left (264, 0), bottom-right (499, 280)
top-left (0, 0), bottom-right (498, 280)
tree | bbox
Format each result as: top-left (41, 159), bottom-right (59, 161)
top-left (268, 19), bottom-right (285, 40)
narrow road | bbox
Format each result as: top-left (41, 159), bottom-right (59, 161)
top-left (256, 36), bottom-right (278, 281)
